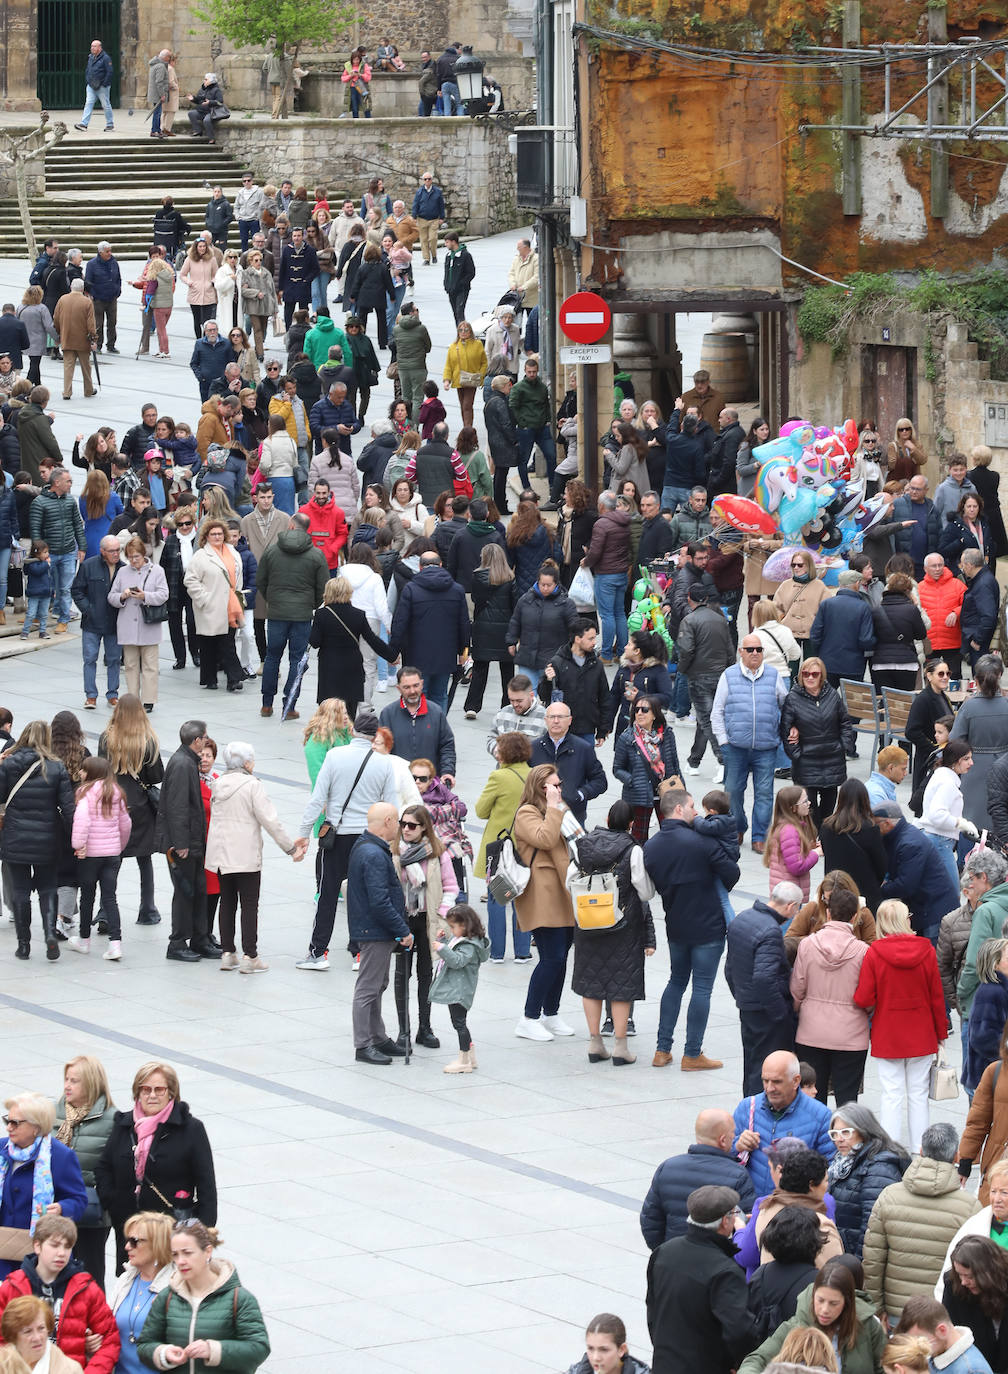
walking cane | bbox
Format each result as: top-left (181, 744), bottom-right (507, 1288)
top-left (90, 346), bottom-right (102, 390)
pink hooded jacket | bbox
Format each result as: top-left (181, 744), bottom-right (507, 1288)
top-left (790, 920), bottom-right (870, 1051)
top-left (71, 782), bottom-right (132, 857)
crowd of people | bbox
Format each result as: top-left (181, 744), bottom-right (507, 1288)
top-left (4, 154), bottom-right (1008, 1370)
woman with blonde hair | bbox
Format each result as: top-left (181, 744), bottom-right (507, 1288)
top-left (94, 1061), bottom-right (216, 1272)
top-left (443, 320), bottom-right (488, 430)
top-left (142, 253), bottom-right (176, 359)
top-left (968, 443), bottom-right (1008, 558)
top-left (308, 575), bottom-right (396, 716)
top-left (887, 418), bottom-right (927, 482)
top-left (772, 549), bottom-right (832, 650)
top-left (513, 762), bottom-right (579, 1042)
top-left (854, 899), bottom-right (947, 1150)
top-left (53, 1056), bottom-right (116, 1287)
top-left (881, 1333), bottom-right (931, 1374)
top-left (109, 1212), bottom-right (173, 1374)
top-left (183, 517), bottom-right (245, 691)
top-left (16, 286), bottom-right (54, 386)
top-left (97, 695), bottom-right (163, 926)
top-left (776, 1325), bottom-right (839, 1373)
top-left (382, 428), bottom-right (420, 492)
top-left (0, 1094), bottom-right (87, 1278)
top-left (780, 655), bottom-right (855, 827)
top-left (751, 599), bottom-right (801, 681)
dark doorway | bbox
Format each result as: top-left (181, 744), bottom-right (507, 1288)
top-left (860, 345), bottom-right (918, 443)
top-left (38, 0), bottom-right (120, 108)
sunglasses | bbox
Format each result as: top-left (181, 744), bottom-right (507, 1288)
top-left (634, 704), bottom-right (653, 714)
top-left (790, 563), bottom-right (805, 569)
top-left (411, 773), bottom-right (431, 783)
top-left (2, 1117), bottom-right (28, 1128)
top-left (123, 1236), bottom-right (145, 1248)
top-left (742, 646), bottom-right (764, 653)
top-left (401, 820), bottom-right (421, 831)
top-left (801, 670), bottom-right (821, 677)
top-left (897, 426), bottom-right (912, 433)
top-left (176, 520), bottom-right (193, 528)
top-left (267, 366), bottom-right (280, 372)
top-left (138, 1085), bottom-right (169, 1096)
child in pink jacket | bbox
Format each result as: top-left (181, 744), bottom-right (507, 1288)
top-left (765, 784), bottom-right (821, 901)
top-left (69, 757), bottom-right (132, 961)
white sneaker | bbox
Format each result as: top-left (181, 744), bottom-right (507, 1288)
top-left (464, 710), bottom-right (477, 720)
top-left (515, 1016), bottom-right (554, 1041)
top-left (56, 915), bottom-right (76, 939)
top-left (67, 936), bottom-right (90, 954)
top-left (542, 1014), bottom-right (576, 1037)
top-left (683, 762), bottom-right (702, 776)
top-left (377, 680), bottom-right (390, 692)
top-left (220, 951), bottom-right (239, 970)
top-left (239, 955), bottom-right (269, 973)
top-left (103, 941), bottom-right (122, 961)
top-left (295, 953), bottom-right (330, 970)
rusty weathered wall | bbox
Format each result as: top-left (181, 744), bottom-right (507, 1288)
top-left (582, 0), bottom-right (1008, 287)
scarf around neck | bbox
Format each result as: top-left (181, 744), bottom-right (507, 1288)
top-left (634, 725), bottom-right (665, 780)
top-left (133, 1099), bottom-right (174, 1184)
top-left (0, 1134), bottom-right (53, 1233)
top-left (54, 1102), bottom-right (88, 1147)
top-left (399, 837), bottom-right (433, 912)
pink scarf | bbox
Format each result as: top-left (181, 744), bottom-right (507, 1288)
top-left (133, 1099), bottom-right (173, 1183)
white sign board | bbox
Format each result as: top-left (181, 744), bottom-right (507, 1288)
top-left (560, 344), bottom-right (612, 365)
top-left (985, 402), bottom-right (1008, 449)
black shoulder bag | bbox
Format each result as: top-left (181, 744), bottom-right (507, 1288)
top-left (318, 750), bottom-right (372, 850)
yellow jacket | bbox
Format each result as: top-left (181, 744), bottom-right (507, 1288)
top-left (443, 337), bottom-right (488, 388)
top-left (268, 394), bottom-right (312, 446)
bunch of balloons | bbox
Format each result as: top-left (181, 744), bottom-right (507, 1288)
top-left (710, 417), bottom-right (891, 582)
top-left (628, 571), bottom-right (674, 656)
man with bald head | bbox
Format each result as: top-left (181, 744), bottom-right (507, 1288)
top-left (346, 799), bottom-right (415, 1065)
top-left (733, 1050), bottom-right (834, 1196)
top-left (640, 1109), bottom-right (756, 1248)
top-left (71, 534), bottom-right (123, 709)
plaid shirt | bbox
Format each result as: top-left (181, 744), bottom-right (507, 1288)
top-left (486, 699), bottom-right (547, 757)
top-left (113, 468), bottom-right (141, 505)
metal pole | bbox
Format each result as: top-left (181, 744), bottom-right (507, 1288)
top-left (841, 0), bottom-right (862, 215)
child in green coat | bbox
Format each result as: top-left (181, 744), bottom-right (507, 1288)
top-left (430, 903), bottom-right (490, 1074)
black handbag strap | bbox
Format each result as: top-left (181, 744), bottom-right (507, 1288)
top-left (335, 750), bottom-right (372, 829)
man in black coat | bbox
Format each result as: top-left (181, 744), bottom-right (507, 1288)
top-left (388, 553), bottom-right (470, 714)
top-left (446, 498), bottom-right (505, 592)
top-left (442, 232), bottom-right (476, 322)
top-left (725, 885), bottom-right (802, 1094)
top-left (278, 226), bottom-right (319, 329)
top-left (154, 720), bottom-right (218, 963)
top-left (308, 382), bottom-right (361, 456)
top-left (676, 583), bottom-right (733, 771)
top-left (378, 667), bottom-right (457, 783)
top-left (432, 495), bottom-right (470, 564)
top-left (356, 421), bottom-right (399, 489)
top-left (70, 535), bottom-right (123, 709)
top-left (529, 701), bottom-right (607, 824)
top-left (646, 1184), bottom-right (758, 1374)
top-left (412, 423), bottom-right (456, 509)
top-left (638, 490), bottom-right (677, 567)
top-left (640, 1111), bottom-right (756, 1248)
top-left (538, 619), bottom-right (610, 743)
top-left (705, 407), bottom-right (745, 501)
top-left (121, 404), bottom-right (158, 470)
top-left (960, 549), bottom-right (999, 668)
top-left (0, 304), bottom-right (30, 370)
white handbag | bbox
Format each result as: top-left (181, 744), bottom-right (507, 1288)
top-left (929, 1047), bottom-right (959, 1102)
top-left (485, 828), bottom-right (534, 905)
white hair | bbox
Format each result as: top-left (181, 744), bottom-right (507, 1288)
top-left (221, 741), bottom-right (255, 772)
top-left (97, 240), bottom-right (111, 252)
top-left (70, 278), bottom-right (85, 292)
top-left (771, 882), bottom-right (803, 906)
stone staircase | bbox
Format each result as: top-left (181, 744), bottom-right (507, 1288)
top-left (0, 138), bottom-right (248, 258)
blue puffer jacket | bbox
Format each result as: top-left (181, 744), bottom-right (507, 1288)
top-left (83, 253), bottom-right (121, 301)
top-left (189, 336), bottom-right (235, 387)
top-left (828, 1142), bottom-right (908, 1258)
top-left (808, 588), bottom-right (876, 678)
top-left (732, 1090), bottom-right (835, 1197)
top-left (960, 565), bottom-right (1000, 654)
top-left (507, 524), bottom-right (555, 599)
top-left (965, 971), bottom-right (1008, 1092)
top-left (0, 485), bottom-right (18, 548)
top-left (640, 1144), bottom-right (757, 1249)
top-left (725, 900), bottom-right (794, 1021)
top-left (717, 665), bottom-right (783, 751)
top-left (879, 815), bottom-right (960, 939)
top-left (346, 831), bottom-right (409, 943)
top-left (613, 724), bottom-right (681, 805)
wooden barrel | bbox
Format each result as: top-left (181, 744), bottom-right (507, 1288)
top-left (698, 332), bottom-right (753, 401)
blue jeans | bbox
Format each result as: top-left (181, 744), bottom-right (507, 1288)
top-left (386, 282), bottom-right (406, 340)
top-left (722, 744), bottom-right (776, 843)
top-left (350, 86), bottom-right (371, 118)
top-left (714, 878), bottom-right (735, 926)
top-left (151, 102), bottom-right (162, 134)
top-left (524, 925), bottom-right (572, 1018)
top-left (376, 622), bottom-right (391, 686)
top-left (661, 485), bottom-right (691, 513)
top-left (929, 833), bottom-right (960, 890)
top-left (0, 545), bottom-right (11, 605)
top-left (517, 666), bottom-right (542, 689)
top-left (81, 629), bottom-right (122, 700)
top-left (672, 668), bottom-right (691, 717)
top-left (441, 80), bottom-right (461, 114)
top-left (424, 672), bottom-right (452, 714)
top-left (81, 84), bottom-right (113, 128)
top-left (262, 618), bottom-right (311, 708)
top-left (595, 571), bottom-right (629, 659)
top-left (658, 938), bottom-right (724, 1055)
top-left (23, 596), bottom-right (48, 633)
top-left (50, 552), bottom-right (77, 625)
top-left (487, 895), bottom-right (531, 960)
top-left (312, 273), bottom-right (332, 314)
top-left (517, 426), bottom-right (557, 483)
top-left (238, 220), bottom-right (260, 252)
top-left (270, 475), bottom-right (296, 515)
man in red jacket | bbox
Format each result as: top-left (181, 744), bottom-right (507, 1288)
top-left (0, 1215), bottom-right (120, 1373)
top-left (918, 552), bottom-right (967, 681)
top-left (299, 479), bottom-right (347, 574)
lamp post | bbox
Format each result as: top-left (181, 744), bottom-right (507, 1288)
top-left (454, 47), bottom-right (485, 112)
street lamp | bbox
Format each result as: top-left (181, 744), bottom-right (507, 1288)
top-left (454, 47), bottom-right (485, 105)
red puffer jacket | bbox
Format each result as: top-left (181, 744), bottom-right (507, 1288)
top-left (0, 1259), bottom-right (121, 1374)
top-left (853, 931), bottom-right (947, 1060)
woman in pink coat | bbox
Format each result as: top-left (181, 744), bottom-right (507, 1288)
top-left (68, 757), bottom-right (132, 961)
top-left (791, 885), bottom-right (871, 1106)
top-left (178, 239), bottom-right (218, 336)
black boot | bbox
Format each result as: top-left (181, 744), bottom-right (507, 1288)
top-left (416, 1024), bottom-right (440, 1049)
top-left (393, 951), bottom-right (411, 1051)
top-left (13, 910), bottom-right (29, 960)
top-left (42, 910), bottom-right (60, 960)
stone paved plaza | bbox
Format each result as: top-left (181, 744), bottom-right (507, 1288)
top-left (0, 227), bottom-right (972, 1372)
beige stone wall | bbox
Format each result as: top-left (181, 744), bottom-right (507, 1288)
top-left (213, 115), bottom-right (519, 237)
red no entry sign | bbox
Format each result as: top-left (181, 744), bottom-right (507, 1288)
top-left (559, 291), bottom-right (611, 344)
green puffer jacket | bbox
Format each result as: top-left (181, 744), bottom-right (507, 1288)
top-left (392, 312), bottom-right (432, 371)
top-left (738, 1283), bottom-right (885, 1374)
top-left (508, 375), bottom-right (552, 430)
top-left (861, 1154), bottom-right (981, 1320)
top-left (958, 881), bottom-right (1008, 1016)
top-left (429, 934), bottom-right (490, 1009)
top-left (254, 526), bottom-right (329, 623)
top-left (29, 486), bottom-right (86, 555)
top-left (53, 1094), bottom-right (117, 1188)
top-left (138, 1261), bottom-right (269, 1374)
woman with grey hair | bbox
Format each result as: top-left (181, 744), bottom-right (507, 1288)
top-left (826, 1101), bottom-right (909, 1258)
top-left (951, 653), bottom-right (1008, 835)
top-left (204, 741), bottom-right (309, 971)
top-left (939, 848), bottom-right (1008, 1081)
